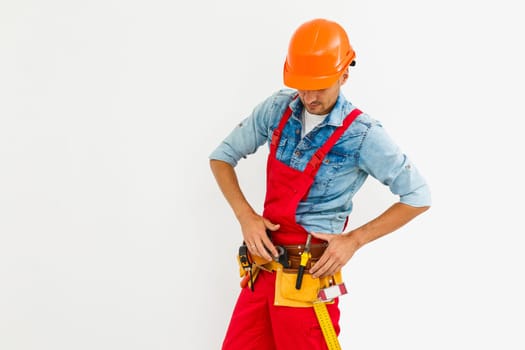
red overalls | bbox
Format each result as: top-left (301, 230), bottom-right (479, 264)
top-left (222, 105), bottom-right (362, 350)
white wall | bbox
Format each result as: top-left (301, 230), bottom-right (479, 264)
top-left (1, 0), bottom-right (523, 349)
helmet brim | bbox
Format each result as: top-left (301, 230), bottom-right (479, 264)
top-left (282, 53), bottom-right (355, 90)
top-left (283, 64), bottom-right (342, 90)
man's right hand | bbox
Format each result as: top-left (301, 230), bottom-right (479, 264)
top-left (239, 212), bottom-right (280, 261)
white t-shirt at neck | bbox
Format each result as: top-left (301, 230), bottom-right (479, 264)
top-left (302, 110), bottom-right (328, 137)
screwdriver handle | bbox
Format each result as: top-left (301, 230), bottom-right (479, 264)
top-left (296, 248), bottom-right (311, 289)
top-left (295, 265), bottom-right (306, 289)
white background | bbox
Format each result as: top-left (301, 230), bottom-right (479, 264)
top-left (1, 0), bottom-right (523, 349)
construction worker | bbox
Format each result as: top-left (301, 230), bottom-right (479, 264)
top-left (209, 18), bottom-right (431, 349)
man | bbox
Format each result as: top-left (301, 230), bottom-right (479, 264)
top-left (209, 18), bottom-right (431, 350)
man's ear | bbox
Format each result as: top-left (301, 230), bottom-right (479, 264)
top-left (340, 69), bottom-right (350, 85)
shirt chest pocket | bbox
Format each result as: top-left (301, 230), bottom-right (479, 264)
top-left (308, 148), bottom-right (356, 197)
top-left (275, 136), bottom-right (288, 160)
top-left (320, 150), bottom-right (348, 170)
top-left (317, 134), bottom-right (361, 173)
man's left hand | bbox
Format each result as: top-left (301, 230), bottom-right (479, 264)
top-left (308, 232), bottom-right (359, 278)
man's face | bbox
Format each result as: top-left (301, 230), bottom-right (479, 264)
top-left (297, 72), bottom-right (348, 115)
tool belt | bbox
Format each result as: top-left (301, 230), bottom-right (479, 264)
top-left (238, 243), bottom-right (344, 308)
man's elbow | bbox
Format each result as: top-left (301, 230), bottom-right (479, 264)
top-left (209, 159), bottom-right (235, 174)
top-left (417, 205), bottom-right (431, 215)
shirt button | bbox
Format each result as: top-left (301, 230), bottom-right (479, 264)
top-left (295, 129), bottom-right (300, 134)
top-left (294, 151), bottom-right (301, 157)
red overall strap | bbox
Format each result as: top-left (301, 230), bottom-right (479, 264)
top-left (270, 107), bottom-right (293, 157)
top-left (270, 107), bottom-right (362, 170)
top-left (270, 94), bottom-right (299, 155)
top-left (303, 108), bottom-right (362, 178)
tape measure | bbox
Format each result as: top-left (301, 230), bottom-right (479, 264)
top-left (313, 301), bottom-right (341, 350)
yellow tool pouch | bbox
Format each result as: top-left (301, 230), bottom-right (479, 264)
top-left (271, 262), bottom-right (343, 308)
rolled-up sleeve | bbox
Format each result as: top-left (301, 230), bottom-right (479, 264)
top-left (358, 123), bottom-right (431, 207)
top-left (209, 100), bottom-right (272, 167)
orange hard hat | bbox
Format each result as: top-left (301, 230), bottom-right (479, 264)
top-left (283, 18), bottom-right (356, 90)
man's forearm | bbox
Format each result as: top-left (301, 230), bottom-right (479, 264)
top-left (209, 159), bottom-right (255, 220)
top-left (349, 202), bottom-right (430, 249)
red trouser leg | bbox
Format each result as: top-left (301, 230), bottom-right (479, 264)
top-left (222, 270), bottom-right (340, 350)
top-left (222, 271), bottom-right (277, 350)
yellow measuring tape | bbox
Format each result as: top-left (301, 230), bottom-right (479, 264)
top-left (313, 301), bottom-right (341, 350)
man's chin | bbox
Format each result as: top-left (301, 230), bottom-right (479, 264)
top-left (306, 106), bottom-right (325, 115)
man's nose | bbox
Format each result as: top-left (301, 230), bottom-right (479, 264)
top-left (302, 91), bottom-right (317, 103)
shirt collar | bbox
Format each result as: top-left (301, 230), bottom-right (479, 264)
top-left (289, 92), bottom-right (349, 127)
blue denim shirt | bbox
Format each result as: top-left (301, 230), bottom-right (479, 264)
top-left (209, 89), bottom-right (431, 233)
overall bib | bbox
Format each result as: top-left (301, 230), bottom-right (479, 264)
top-left (222, 105), bottom-right (362, 350)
